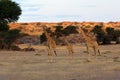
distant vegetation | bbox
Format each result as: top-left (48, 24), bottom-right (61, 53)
top-left (40, 24), bottom-right (120, 45)
top-left (91, 25), bottom-right (120, 44)
top-left (40, 25), bottom-right (78, 43)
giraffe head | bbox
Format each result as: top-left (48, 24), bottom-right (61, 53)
top-left (76, 26), bottom-right (81, 29)
top-left (75, 26), bottom-right (80, 33)
top-left (76, 26), bottom-right (84, 33)
top-left (41, 25), bottom-right (47, 30)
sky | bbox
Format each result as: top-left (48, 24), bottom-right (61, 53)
top-left (13, 0), bottom-right (120, 22)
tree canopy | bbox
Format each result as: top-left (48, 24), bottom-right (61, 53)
top-left (0, 0), bottom-right (22, 50)
top-left (0, 0), bottom-right (22, 23)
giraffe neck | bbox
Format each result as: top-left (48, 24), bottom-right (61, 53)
top-left (43, 28), bottom-right (51, 40)
top-left (79, 28), bottom-right (92, 42)
top-left (65, 38), bottom-right (70, 45)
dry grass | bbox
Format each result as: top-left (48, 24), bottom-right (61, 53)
top-left (0, 44), bottom-right (120, 80)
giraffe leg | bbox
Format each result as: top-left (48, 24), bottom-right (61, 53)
top-left (49, 52), bottom-right (53, 62)
top-left (67, 49), bottom-right (73, 60)
top-left (98, 49), bottom-right (101, 56)
top-left (47, 49), bottom-right (51, 62)
top-left (86, 46), bottom-right (90, 54)
top-left (66, 47), bottom-right (70, 56)
top-left (68, 49), bottom-right (71, 56)
top-left (48, 53), bottom-right (51, 62)
top-left (53, 49), bottom-right (57, 56)
top-left (93, 46), bottom-right (101, 56)
top-left (93, 47), bottom-right (97, 56)
top-left (93, 46), bottom-right (99, 62)
top-left (87, 46), bottom-right (91, 61)
top-left (47, 47), bottom-right (53, 62)
top-left (70, 48), bottom-right (74, 60)
top-left (93, 47), bottom-right (97, 60)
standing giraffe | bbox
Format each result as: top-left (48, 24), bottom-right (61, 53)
top-left (41, 25), bottom-right (57, 61)
top-left (64, 36), bottom-right (74, 58)
top-left (55, 32), bottom-right (74, 58)
top-left (77, 26), bottom-right (100, 60)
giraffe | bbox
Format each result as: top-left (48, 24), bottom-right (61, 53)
top-left (55, 32), bottom-right (74, 59)
top-left (41, 25), bottom-right (57, 61)
top-left (64, 36), bottom-right (74, 58)
top-left (77, 26), bottom-right (101, 60)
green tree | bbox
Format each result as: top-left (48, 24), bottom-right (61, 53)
top-left (40, 33), bottom-right (46, 43)
top-left (106, 27), bottom-right (114, 40)
top-left (0, 22), bottom-right (9, 31)
top-left (106, 27), bottom-right (120, 44)
top-left (113, 30), bottom-right (120, 43)
top-left (54, 26), bottom-right (63, 38)
top-left (0, 0), bottom-right (22, 23)
top-left (55, 26), bottom-right (63, 33)
top-left (102, 35), bottom-right (111, 44)
top-left (63, 25), bottom-right (78, 36)
top-left (91, 25), bottom-right (105, 43)
top-left (0, 0), bottom-right (22, 49)
top-left (5, 29), bottom-right (20, 49)
top-left (106, 27), bottom-right (114, 35)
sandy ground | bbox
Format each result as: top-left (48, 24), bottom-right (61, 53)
top-left (0, 44), bottom-right (120, 80)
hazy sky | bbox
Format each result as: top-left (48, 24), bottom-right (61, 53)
top-left (13, 0), bottom-right (120, 22)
